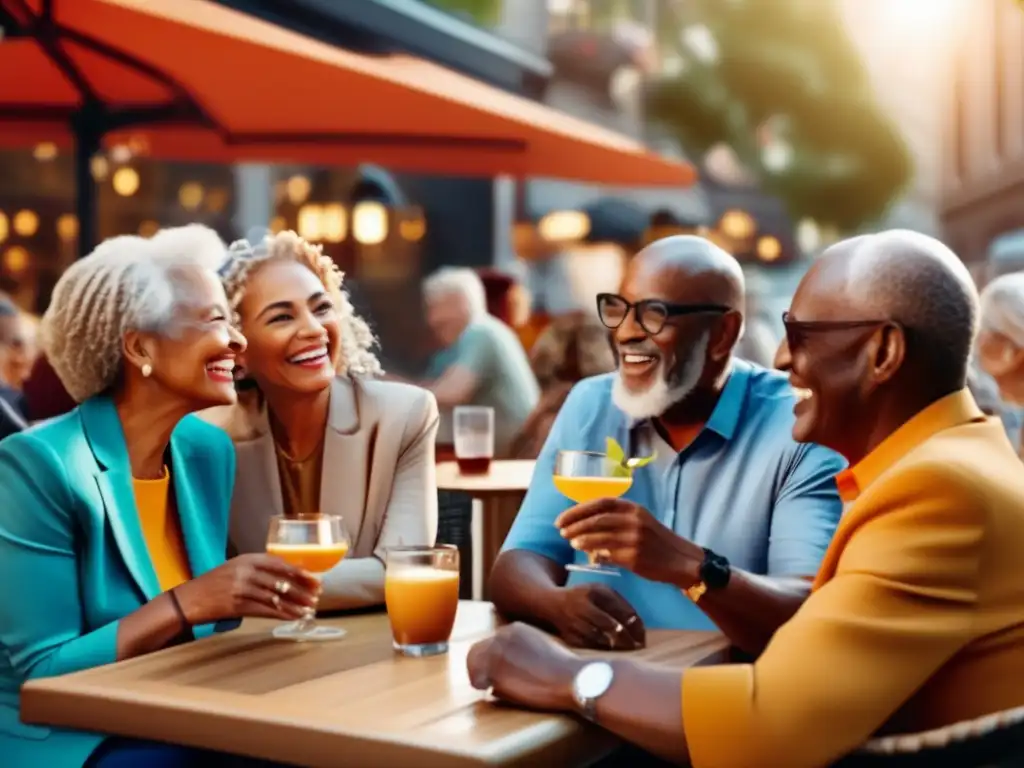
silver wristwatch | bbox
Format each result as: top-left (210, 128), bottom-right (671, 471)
top-left (571, 661), bottom-right (615, 722)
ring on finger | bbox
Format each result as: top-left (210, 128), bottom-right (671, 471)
top-left (274, 579), bottom-right (290, 595)
top-left (625, 615), bottom-right (639, 627)
top-left (613, 622), bottom-right (625, 635)
top-left (271, 594), bottom-right (281, 609)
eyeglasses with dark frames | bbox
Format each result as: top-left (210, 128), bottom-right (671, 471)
top-left (597, 292), bottom-right (731, 336)
top-left (781, 311), bottom-right (895, 350)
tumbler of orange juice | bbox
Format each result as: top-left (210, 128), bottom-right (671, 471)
top-left (385, 545), bottom-right (460, 657)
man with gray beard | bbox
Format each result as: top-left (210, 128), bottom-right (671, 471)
top-left (490, 236), bottom-right (845, 651)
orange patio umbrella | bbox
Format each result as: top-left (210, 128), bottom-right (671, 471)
top-left (0, 0), bottom-right (695, 254)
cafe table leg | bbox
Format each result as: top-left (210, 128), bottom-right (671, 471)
top-left (473, 492), bottom-right (525, 601)
top-left (471, 498), bottom-right (484, 601)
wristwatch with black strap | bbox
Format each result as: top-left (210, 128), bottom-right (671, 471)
top-left (684, 548), bottom-right (731, 603)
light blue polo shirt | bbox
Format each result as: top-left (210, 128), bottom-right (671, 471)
top-left (427, 316), bottom-right (539, 454)
top-left (501, 361), bottom-right (846, 630)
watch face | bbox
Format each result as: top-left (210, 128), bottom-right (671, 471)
top-left (574, 661), bottom-right (615, 700)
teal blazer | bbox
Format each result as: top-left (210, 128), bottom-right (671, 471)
top-left (0, 395), bottom-right (235, 768)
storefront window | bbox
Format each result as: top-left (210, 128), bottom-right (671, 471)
top-left (0, 148), bottom-right (235, 313)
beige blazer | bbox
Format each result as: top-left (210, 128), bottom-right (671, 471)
top-left (202, 376), bottom-right (439, 610)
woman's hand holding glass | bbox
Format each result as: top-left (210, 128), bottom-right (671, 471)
top-left (264, 515), bottom-right (351, 641)
top-left (172, 553), bottom-right (321, 625)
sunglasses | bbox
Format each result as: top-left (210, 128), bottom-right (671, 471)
top-left (781, 311), bottom-right (895, 350)
top-left (597, 293), bottom-right (731, 336)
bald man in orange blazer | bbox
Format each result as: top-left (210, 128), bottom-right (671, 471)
top-left (465, 231), bottom-right (1024, 768)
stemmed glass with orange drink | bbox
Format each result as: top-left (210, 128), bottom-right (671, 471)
top-left (265, 514), bottom-right (350, 642)
top-left (554, 447), bottom-right (639, 576)
top-left (385, 545), bottom-right (460, 657)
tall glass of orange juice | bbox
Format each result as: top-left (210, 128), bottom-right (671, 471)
top-left (385, 545), bottom-right (460, 657)
top-left (554, 450), bottom-right (632, 576)
top-left (266, 514), bottom-right (350, 642)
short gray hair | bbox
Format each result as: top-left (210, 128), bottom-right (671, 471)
top-left (42, 225), bottom-right (227, 402)
top-left (422, 267), bottom-right (487, 318)
top-left (979, 272), bottom-right (1024, 348)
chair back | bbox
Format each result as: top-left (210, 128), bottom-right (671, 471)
top-left (834, 706), bottom-right (1024, 767)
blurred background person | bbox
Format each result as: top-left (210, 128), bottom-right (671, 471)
top-left (509, 312), bottom-right (615, 459)
top-left (208, 231), bottom-right (439, 612)
top-left (975, 272), bottom-right (1024, 454)
top-left (418, 267), bottom-right (539, 458)
top-left (734, 291), bottom-right (781, 369)
top-left (0, 304), bottom-right (37, 393)
top-left (0, 298), bottom-right (27, 419)
top-left (478, 267), bottom-right (535, 350)
top-left (967, 359), bottom-right (1012, 423)
top-left (0, 226), bottom-right (319, 768)
top-left (734, 312), bottom-right (779, 369)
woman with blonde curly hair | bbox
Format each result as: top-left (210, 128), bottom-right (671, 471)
top-left (0, 226), bottom-right (320, 768)
top-left (207, 230), bottom-right (439, 618)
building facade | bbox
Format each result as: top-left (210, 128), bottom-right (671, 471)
top-left (940, 0), bottom-right (1024, 269)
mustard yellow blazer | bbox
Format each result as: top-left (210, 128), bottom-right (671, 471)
top-left (682, 389), bottom-right (1024, 768)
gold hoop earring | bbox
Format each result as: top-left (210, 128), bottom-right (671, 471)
top-left (141, 363), bottom-right (153, 378)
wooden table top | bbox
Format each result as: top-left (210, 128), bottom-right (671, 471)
top-left (22, 602), bottom-right (727, 768)
top-left (436, 460), bottom-right (536, 495)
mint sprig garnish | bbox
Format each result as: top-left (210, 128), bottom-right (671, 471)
top-left (605, 437), bottom-right (656, 478)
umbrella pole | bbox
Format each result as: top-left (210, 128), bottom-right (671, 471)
top-left (72, 111), bottom-right (102, 258)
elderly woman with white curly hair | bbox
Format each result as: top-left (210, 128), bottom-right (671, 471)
top-left (0, 226), bottom-right (320, 768)
top-left (204, 230), bottom-right (439, 622)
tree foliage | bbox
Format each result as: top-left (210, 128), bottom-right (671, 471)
top-left (647, 0), bottom-right (912, 231)
top-left (421, 0), bottom-right (503, 27)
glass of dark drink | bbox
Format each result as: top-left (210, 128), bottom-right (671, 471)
top-left (453, 405), bottom-right (494, 475)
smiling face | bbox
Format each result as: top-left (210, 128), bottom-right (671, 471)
top-left (140, 266), bottom-right (245, 409)
top-left (774, 261), bottom-right (899, 457)
top-left (609, 257), bottom-right (732, 420)
top-left (235, 259), bottom-right (341, 396)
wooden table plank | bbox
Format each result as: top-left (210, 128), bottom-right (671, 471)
top-left (22, 602), bottom-right (727, 768)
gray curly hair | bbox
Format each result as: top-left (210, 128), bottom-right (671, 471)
top-left (218, 230), bottom-right (381, 377)
top-left (42, 225), bottom-right (228, 402)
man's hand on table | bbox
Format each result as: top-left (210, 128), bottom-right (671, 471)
top-left (469, 621), bottom-right (693, 765)
top-left (556, 499), bottom-right (704, 588)
top-left (549, 583), bottom-right (646, 651)
top-left (467, 622), bottom-right (586, 713)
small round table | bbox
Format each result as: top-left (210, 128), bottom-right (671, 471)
top-left (436, 460), bottom-right (536, 600)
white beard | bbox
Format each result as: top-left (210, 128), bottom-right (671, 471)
top-left (612, 331), bottom-right (709, 421)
